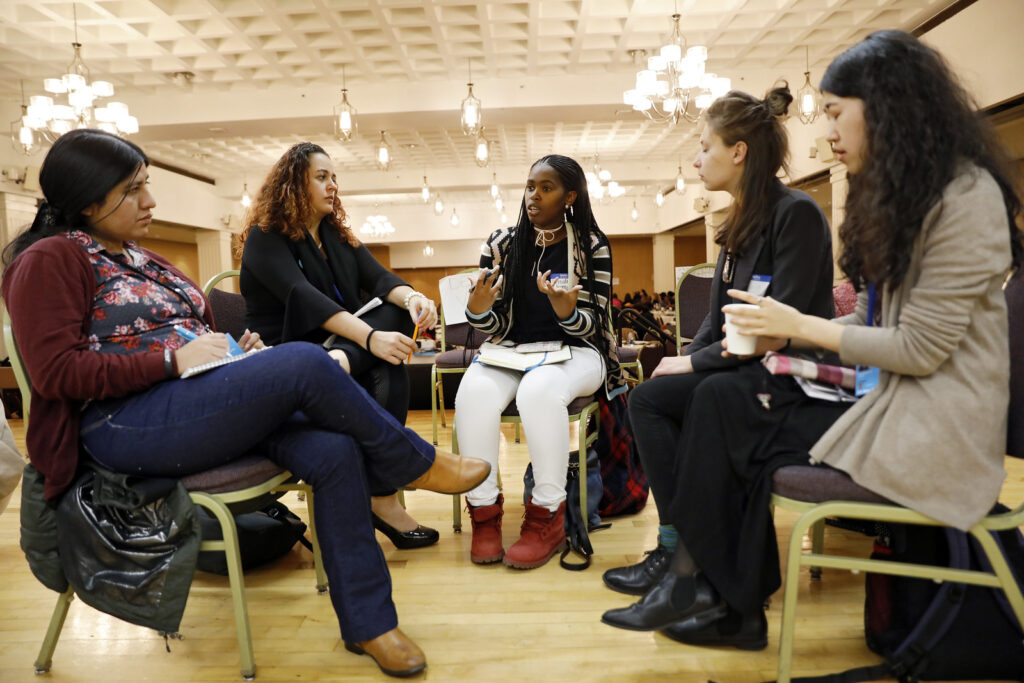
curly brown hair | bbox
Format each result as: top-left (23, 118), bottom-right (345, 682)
top-left (236, 142), bottom-right (357, 255)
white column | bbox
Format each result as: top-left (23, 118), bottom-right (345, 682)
top-left (652, 232), bottom-right (675, 293)
top-left (195, 228), bottom-right (235, 292)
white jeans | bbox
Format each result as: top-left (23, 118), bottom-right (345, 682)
top-left (455, 346), bottom-right (604, 511)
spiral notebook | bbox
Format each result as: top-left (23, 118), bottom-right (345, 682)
top-left (180, 346), bottom-right (270, 379)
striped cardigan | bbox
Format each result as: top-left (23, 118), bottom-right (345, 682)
top-left (466, 223), bottom-right (626, 398)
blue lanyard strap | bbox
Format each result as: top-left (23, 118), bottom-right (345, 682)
top-left (866, 283), bottom-right (877, 328)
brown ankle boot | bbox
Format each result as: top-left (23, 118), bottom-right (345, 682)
top-left (406, 450), bottom-right (490, 494)
top-left (467, 494), bottom-right (504, 564)
top-left (503, 501), bottom-right (566, 569)
top-left (344, 627), bottom-right (426, 677)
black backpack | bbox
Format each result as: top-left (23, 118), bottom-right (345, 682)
top-left (196, 501), bottom-right (312, 575)
top-left (788, 515), bottom-right (1024, 682)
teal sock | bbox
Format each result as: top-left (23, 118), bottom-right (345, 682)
top-left (657, 524), bottom-right (678, 552)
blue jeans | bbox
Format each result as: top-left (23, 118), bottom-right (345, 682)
top-left (79, 342), bottom-right (435, 643)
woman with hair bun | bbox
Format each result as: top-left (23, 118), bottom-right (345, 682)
top-left (602, 84), bottom-right (834, 603)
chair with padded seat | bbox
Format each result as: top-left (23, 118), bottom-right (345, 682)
top-left (6, 280), bottom-right (326, 680)
top-left (449, 393), bottom-right (600, 535)
top-left (675, 262), bottom-right (715, 353)
top-left (769, 269), bottom-right (1024, 681)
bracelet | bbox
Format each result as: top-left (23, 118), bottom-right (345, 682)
top-left (402, 290), bottom-right (425, 310)
top-left (163, 347), bottom-right (176, 378)
top-left (365, 328), bottom-right (377, 350)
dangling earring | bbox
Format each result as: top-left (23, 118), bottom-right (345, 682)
top-left (564, 204), bottom-right (573, 223)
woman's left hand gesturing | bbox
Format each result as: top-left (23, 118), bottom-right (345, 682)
top-left (408, 295), bottom-right (438, 330)
top-left (537, 270), bottom-right (582, 321)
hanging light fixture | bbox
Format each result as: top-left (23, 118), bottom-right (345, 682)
top-left (433, 194), bottom-right (445, 216)
top-left (421, 176), bottom-right (431, 203)
top-left (490, 172), bottom-right (500, 200)
top-left (24, 4), bottom-right (137, 141)
top-left (631, 202), bottom-right (639, 222)
top-left (333, 65), bottom-right (357, 142)
top-left (450, 208), bottom-right (460, 227)
top-left (585, 153), bottom-right (625, 201)
top-left (10, 81), bottom-right (40, 156)
top-left (460, 60), bottom-right (482, 136)
top-left (374, 131), bottom-right (392, 171)
top-left (423, 243), bottom-right (434, 257)
top-left (622, 13), bottom-right (731, 125)
top-left (655, 190), bottom-right (665, 207)
top-left (360, 213), bottom-right (396, 240)
top-left (675, 162), bottom-right (686, 192)
top-left (797, 46), bottom-right (823, 125)
top-left (495, 196), bottom-right (504, 212)
top-left (474, 128), bottom-right (490, 167)
top-left (240, 183), bottom-right (252, 208)
top-left (500, 212), bottom-right (508, 224)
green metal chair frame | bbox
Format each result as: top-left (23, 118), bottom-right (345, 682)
top-left (674, 262), bottom-right (716, 353)
top-left (5, 280), bottom-right (327, 680)
top-left (449, 398), bottom-right (600, 533)
top-left (204, 268), bottom-right (241, 293)
top-left (771, 492), bottom-right (1024, 681)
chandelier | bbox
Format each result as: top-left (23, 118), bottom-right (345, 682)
top-left (585, 156), bottom-right (625, 200)
top-left (421, 176), bottom-right (431, 203)
top-left (474, 128), bottom-right (490, 167)
top-left (622, 13), bottom-right (731, 125)
top-left (796, 46), bottom-right (823, 125)
top-left (360, 214), bottom-right (396, 239)
top-left (489, 173), bottom-right (500, 200)
top-left (433, 195), bottom-right (444, 216)
top-left (11, 82), bottom-right (40, 155)
top-left (19, 4), bottom-right (137, 148)
top-left (450, 208), bottom-right (460, 227)
top-left (333, 65), bottom-right (357, 142)
top-left (675, 162), bottom-right (686, 192)
top-left (460, 61), bottom-right (482, 136)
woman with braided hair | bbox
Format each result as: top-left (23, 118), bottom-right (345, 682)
top-left (456, 154), bottom-right (626, 569)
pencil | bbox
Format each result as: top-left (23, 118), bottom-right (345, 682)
top-left (407, 321), bottom-right (420, 363)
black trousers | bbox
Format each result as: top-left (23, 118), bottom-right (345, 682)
top-left (628, 367), bottom-right (736, 524)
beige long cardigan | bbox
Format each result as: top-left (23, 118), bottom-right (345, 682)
top-left (810, 165), bottom-right (1012, 531)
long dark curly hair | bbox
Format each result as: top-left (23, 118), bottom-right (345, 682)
top-left (706, 83), bottom-right (793, 256)
top-left (822, 30), bottom-right (1023, 289)
top-left (236, 142), bottom-right (357, 254)
top-left (502, 154), bottom-right (613, 360)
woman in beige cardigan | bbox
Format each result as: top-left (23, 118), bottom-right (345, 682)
top-left (600, 30), bottom-right (1023, 650)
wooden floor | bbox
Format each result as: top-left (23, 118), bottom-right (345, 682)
top-left (0, 410), bottom-right (1020, 682)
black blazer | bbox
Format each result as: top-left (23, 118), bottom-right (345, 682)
top-left (240, 219), bottom-right (406, 345)
top-left (686, 184), bottom-right (835, 372)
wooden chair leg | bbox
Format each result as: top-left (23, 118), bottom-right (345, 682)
top-left (33, 586), bottom-right (74, 674)
top-left (192, 493), bottom-right (256, 680)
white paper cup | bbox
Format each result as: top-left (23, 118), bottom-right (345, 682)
top-left (724, 303), bottom-right (759, 355)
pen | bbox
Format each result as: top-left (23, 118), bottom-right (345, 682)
top-left (407, 320), bottom-right (420, 363)
top-left (173, 325), bottom-right (199, 341)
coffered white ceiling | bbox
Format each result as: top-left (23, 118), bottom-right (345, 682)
top-left (0, 0), bottom-right (959, 207)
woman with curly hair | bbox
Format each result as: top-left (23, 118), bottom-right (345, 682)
top-left (456, 154), bottom-right (626, 569)
top-left (601, 30), bottom-right (1022, 652)
top-left (602, 83), bottom-right (833, 599)
top-left (239, 142), bottom-right (441, 550)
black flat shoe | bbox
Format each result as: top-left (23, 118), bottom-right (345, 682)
top-left (601, 571), bottom-right (727, 632)
top-left (602, 544), bottom-right (671, 596)
top-left (661, 606), bottom-right (768, 650)
top-left (372, 513), bottom-right (440, 550)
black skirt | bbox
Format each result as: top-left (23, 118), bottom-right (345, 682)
top-left (667, 363), bottom-right (851, 614)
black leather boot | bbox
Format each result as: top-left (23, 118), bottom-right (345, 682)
top-left (600, 571), bottom-right (727, 632)
top-left (661, 605), bottom-right (768, 650)
top-left (602, 544), bottom-right (671, 596)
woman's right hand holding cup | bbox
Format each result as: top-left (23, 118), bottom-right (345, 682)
top-left (174, 333), bottom-right (230, 375)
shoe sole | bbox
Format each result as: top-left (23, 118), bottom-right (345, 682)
top-left (601, 579), bottom-right (655, 597)
top-left (600, 603), bottom-right (728, 633)
top-left (344, 642), bottom-right (427, 677)
top-left (471, 552), bottom-right (504, 564)
top-left (660, 629), bottom-right (768, 651)
top-left (502, 542), bottom-right (565, 569)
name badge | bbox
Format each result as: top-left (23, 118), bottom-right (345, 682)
top-left (855, 365), bottom-right (880, 397)
top-left (550, 272), bottom-right (570, 292)
top-left (747, 274), bottom-right (772, 297)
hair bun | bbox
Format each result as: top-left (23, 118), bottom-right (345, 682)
top-left (763, 82), bottom-right (794, 118)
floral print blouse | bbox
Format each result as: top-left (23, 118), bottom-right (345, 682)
top-left (64, 230), bottom-right (207, 355)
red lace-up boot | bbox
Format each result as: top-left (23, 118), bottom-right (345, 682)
top-left (467, 494), bottom-right (504, 564)
top-left (503, 501), bottom-right (566, 569)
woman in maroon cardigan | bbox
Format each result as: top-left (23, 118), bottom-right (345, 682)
top-left (2, 128), bottom-right (488, 678)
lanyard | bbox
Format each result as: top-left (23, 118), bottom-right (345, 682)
top-left (866, 283), bottom-right (877, 327)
